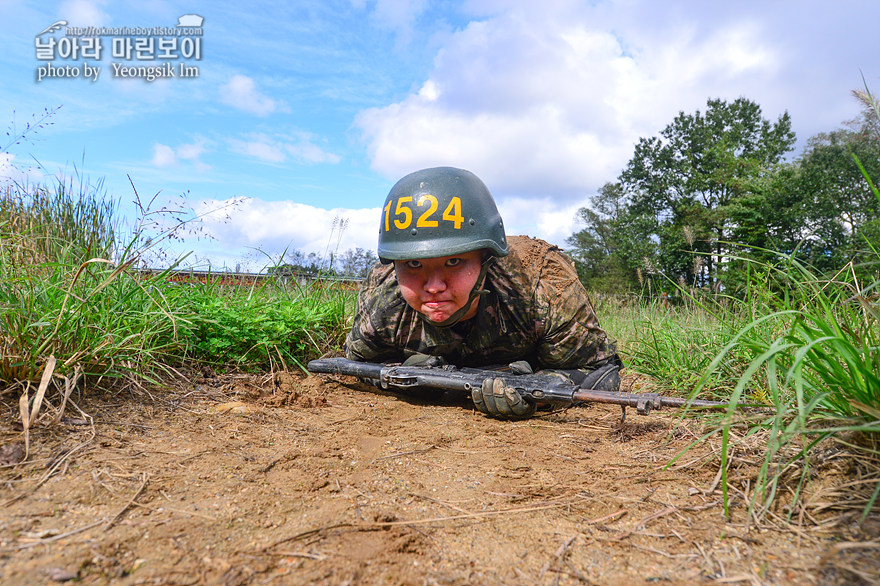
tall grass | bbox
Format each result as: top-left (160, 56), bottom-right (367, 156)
top-left (0, 179), bottom-right (188, 388)
top-left (603, 202), bottom-right (880, 522)
top-left (0, 177), bottom-right (116, 264)
top-left (604, 83), bottom-right (880, 521)
top-left (1, 175), bottom-right (353, 440)
top-left (694, 253), bottom-right (878, 517)
top-left (596, 296), bottom-right (765, 400)
top-left (601, 251), bottom-right (879, 521)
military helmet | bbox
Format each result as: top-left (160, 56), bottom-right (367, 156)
top-left (377, 167), bottom-right (508, 263)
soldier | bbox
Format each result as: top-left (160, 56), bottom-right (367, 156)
top-left (345, 167), bottom-right (623, 420)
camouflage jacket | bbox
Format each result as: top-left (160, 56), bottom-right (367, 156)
top-left (344, 235), bottom-right (620, 370)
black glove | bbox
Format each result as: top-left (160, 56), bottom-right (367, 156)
top-left (538, 364), bottom-right (622, 392)
top-left (579, 363), bottom-right (621, 392)
top-left (472, 378), bottom-right (537, 420)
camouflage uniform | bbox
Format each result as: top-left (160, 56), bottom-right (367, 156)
top-left (345, 235), bottom-right (621, 371)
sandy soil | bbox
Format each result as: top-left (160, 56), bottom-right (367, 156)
top-left (1, 369), bottom-right (878, 585)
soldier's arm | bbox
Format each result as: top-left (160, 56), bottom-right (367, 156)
top-left (343, 264), bottom-right (406, 363)
top-left (533, 249), bottom-right (620, 369)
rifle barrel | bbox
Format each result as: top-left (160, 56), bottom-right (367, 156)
top-left (571, 389), bottom-right (727, 411)
top-left (307, 358), bottom-right (385, 379)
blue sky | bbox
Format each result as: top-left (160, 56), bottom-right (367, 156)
top-left (1, 0), bottom-right (878, 270)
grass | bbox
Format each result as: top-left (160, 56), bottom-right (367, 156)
top-left (0, 178), bottom-right (175, 386)
top-left (171, 277), bottom-right (351, 371)
top-left (702, 253), bottom-right (880, 520)
top-left (595, 297), bottom-right (762, 400)
top-left (0, 177), bottom-right (353, 436)
top-left (597, 242), bottom-right (880, 522)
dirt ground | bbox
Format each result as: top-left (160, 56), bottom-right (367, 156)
top-left (1, 369), bottom-right (878, 585)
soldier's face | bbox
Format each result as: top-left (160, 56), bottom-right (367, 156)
top-left (394, 250), bottom-right (484, 323)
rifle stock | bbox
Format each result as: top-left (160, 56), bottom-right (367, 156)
top-left (307, 357), bottom-right (730, 419)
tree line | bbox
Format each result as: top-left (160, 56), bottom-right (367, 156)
top-left (268, 247), bottom-right (379, 279)
top-left (566, 93), bottom-right (880, 293)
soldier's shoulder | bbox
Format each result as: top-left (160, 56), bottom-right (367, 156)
top-left (507, 235), bottom-right (561, 258)
top-left (356, 262), bottom-right (401, 307)
top-left (362, 261), bottom-right (395, 287)
top-left (504, 235), bottom-right (571, 270)
top-left (502, 235), bottom-right (578, 286)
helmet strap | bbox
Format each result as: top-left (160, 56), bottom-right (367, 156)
top-left (424, 256), bottom-right (495, 328)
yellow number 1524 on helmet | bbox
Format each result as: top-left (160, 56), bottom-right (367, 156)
top-left (378, 167), bottom-right (509, 263)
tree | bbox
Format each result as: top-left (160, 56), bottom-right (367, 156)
top-left (566, 182), bottom-right (657, 292)
top-left (734, 98), bottom-right (880, 273)
top-left (269, 247), bottom-right (379, 280)
top-left (335, 247), bottom-right (379, 278)
top-left (796, 126), bottom-right (880, 270)
top-left (269, 250), bottom-right (325, 278)
top-left (569, 94), bottom-right (880, 294)
top-left (725, 162), bottom-right (806, 254)
top-left (619, 97), bottom-right (796, 287)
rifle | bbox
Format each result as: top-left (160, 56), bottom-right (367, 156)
top-left (307, 357), bottom-right (729, 421)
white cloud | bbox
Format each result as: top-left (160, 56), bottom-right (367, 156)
top-left (370, 0), bottom-right (428, 46)
top-left (183, 186), bottom-right (582, 268)
top-left (287, 140), bottom-right (342, 164)
top-left (190, 197), bottom-right (380, 264)
top-left (229, 136), bottom-right (286, 163)
top-left (220, 75), bottom-right (282, 116)
top-left (151, 138), bottom-right (211, 171)
top-left (498, 197), bottom-right (583, 250)
top-left (355, 4), bottom-right (785, 213)
top-left (229, 132), bottom-right (341, 165)
top-left (418, 80), bottom-right (439, 102)
top-left (0, 153), bottom-right (46, 186)
top-left (349, 0), bottom-right (430, 48)
top-left (177, 141), bottom-right (206, 161)
top-left (151, 144), bottom-right (177, 167)
top-left (372, 0), bottom-right (427, 28)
